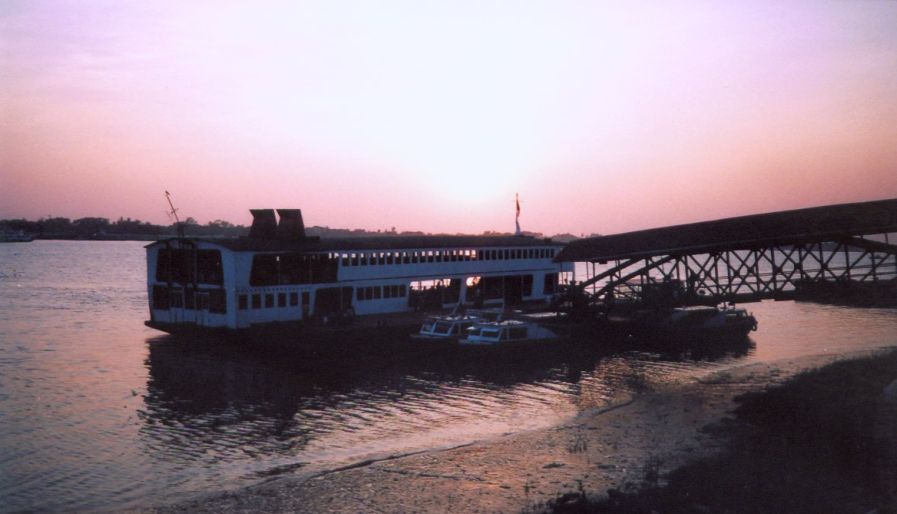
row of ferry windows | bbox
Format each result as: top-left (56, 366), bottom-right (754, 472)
top-left (238, 291), bottom-right (311, 310)
top-left (237, 286), bottom-right (406, 310)
top-left (333, 247), bottom-right (556, 267)
top-left (357, 284), bottom-right (406, 301)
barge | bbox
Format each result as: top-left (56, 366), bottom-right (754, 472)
top-left (145, 209), bottom-right (572, 343)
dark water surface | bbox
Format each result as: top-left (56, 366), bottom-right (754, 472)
top-left (1, 241), bottom-right (896, 512)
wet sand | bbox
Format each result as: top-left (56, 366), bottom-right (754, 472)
top-left (156, 351), bottom-right (880, 514)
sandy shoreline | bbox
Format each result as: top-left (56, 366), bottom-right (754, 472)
top-left (156, 350), bottom-right (887, 514)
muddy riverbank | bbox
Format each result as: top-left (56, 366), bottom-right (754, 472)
top-left (156, 350), bottom-right (875, 513)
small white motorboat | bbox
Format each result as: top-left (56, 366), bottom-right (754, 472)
top-left (460, 319), bottom-right (560, 347)
top-left (411, 309), bottom-right (504, 343)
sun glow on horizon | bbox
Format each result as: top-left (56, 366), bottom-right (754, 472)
top-left (2, 1), bottom-right (896, 235)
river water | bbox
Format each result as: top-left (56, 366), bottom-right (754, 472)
top-left (1, 241), bottom-right (896, 512)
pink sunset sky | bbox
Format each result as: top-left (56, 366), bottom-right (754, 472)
top-left (1, 1), bottom-right (896, 236)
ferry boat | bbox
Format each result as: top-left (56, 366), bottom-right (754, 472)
top-left (145, 209), bottom-right (573, 339)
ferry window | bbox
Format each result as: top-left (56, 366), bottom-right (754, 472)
top-left (170, 289), bottom-right (184, 308)
top-left (278, 293), bottom-right (286, 307)
top-left (250, 254), bottom-right (279, 286)
top-left (524, 275), bottom-right (533, 296)
top-left (399, 285), bottom-right (406, 297)
top-left (290, 292), bottom-right (298, 306)
top-left (357, 288), bottom-right (364, 301)
top-left (374, 286), bottom-right (382, 299)
top-left (152, 285), bottom-right (170, 310)
top-left (209, 290), bottom-right (226, 314)
top-left (341, 253), bottom-right (349, 267)
top-left (238, 294), bottom-right (248, 310)
top-left (302, 292), bottom-right (310, 306)
top-left (384, 286), bottom-right (392, 299)
top-left (265, 294), bottom-right (274, 308)
top-left (156, 248), bottom-right (193, 284)
top-left (544, 273), bottom-right (558, 294)
top-left (184, 289), bottom-right (195, 310)
top-left (252, 294), bottom-right (261, 309)
top-left (195, 250), bottom-right (224, 284)
top-left (351, 253), bottom-right (358, 266)
top-left (403, 252), bottom-right (410, 264)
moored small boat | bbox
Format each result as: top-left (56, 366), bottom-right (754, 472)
top-left (459, 319), bottom-right (560, 347)
top-left (608, 304), bottom-right (757, 341)
top-left (411, 309), bottom-right (505, 343)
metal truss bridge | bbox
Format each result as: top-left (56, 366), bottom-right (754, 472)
top-left (555, 198), bottom-right (897, 306)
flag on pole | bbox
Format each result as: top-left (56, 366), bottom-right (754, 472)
top-left (515, 193), bottom-right (521, 235)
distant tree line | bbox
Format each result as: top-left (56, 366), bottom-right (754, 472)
top-left (1, 216), bottom-right (584, 241)
top-left (0, 216), bottom-right (249, 240)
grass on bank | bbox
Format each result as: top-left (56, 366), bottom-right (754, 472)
top-left (537, 350), bottom-right (897, 514)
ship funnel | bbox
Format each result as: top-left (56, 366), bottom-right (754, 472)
top-left (248, 209), bottom-right (277, 239)
top-left (276, 209), bottom-right (306, 240)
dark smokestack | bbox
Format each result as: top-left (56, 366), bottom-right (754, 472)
top-left (249, 209), bottom-right (277, 239)
top-left (276, 209), bottom-right (306, 240)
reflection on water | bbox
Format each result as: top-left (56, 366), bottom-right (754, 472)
top-left (1, 242), bottom-right (895, 512)
top-left (137, 333), bottom-right (753, 501)
top-left (140, 338), bottom-right (605, 490)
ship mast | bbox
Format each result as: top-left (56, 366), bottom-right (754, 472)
top-left (165, 191), bottom-right (185, 240)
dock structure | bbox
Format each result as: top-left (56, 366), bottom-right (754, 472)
top-left (555, 198), bottom-right (897, 305)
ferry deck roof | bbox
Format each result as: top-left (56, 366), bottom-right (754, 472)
top-left (147, 234), bottom-right (560, 253)
top-left (555, 198), bottom-right (897, 262)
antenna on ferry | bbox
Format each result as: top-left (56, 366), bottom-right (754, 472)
top-left (515, 193), bottom-right (522, 236)
top-left (164, 190), bottom-right (185, 240)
